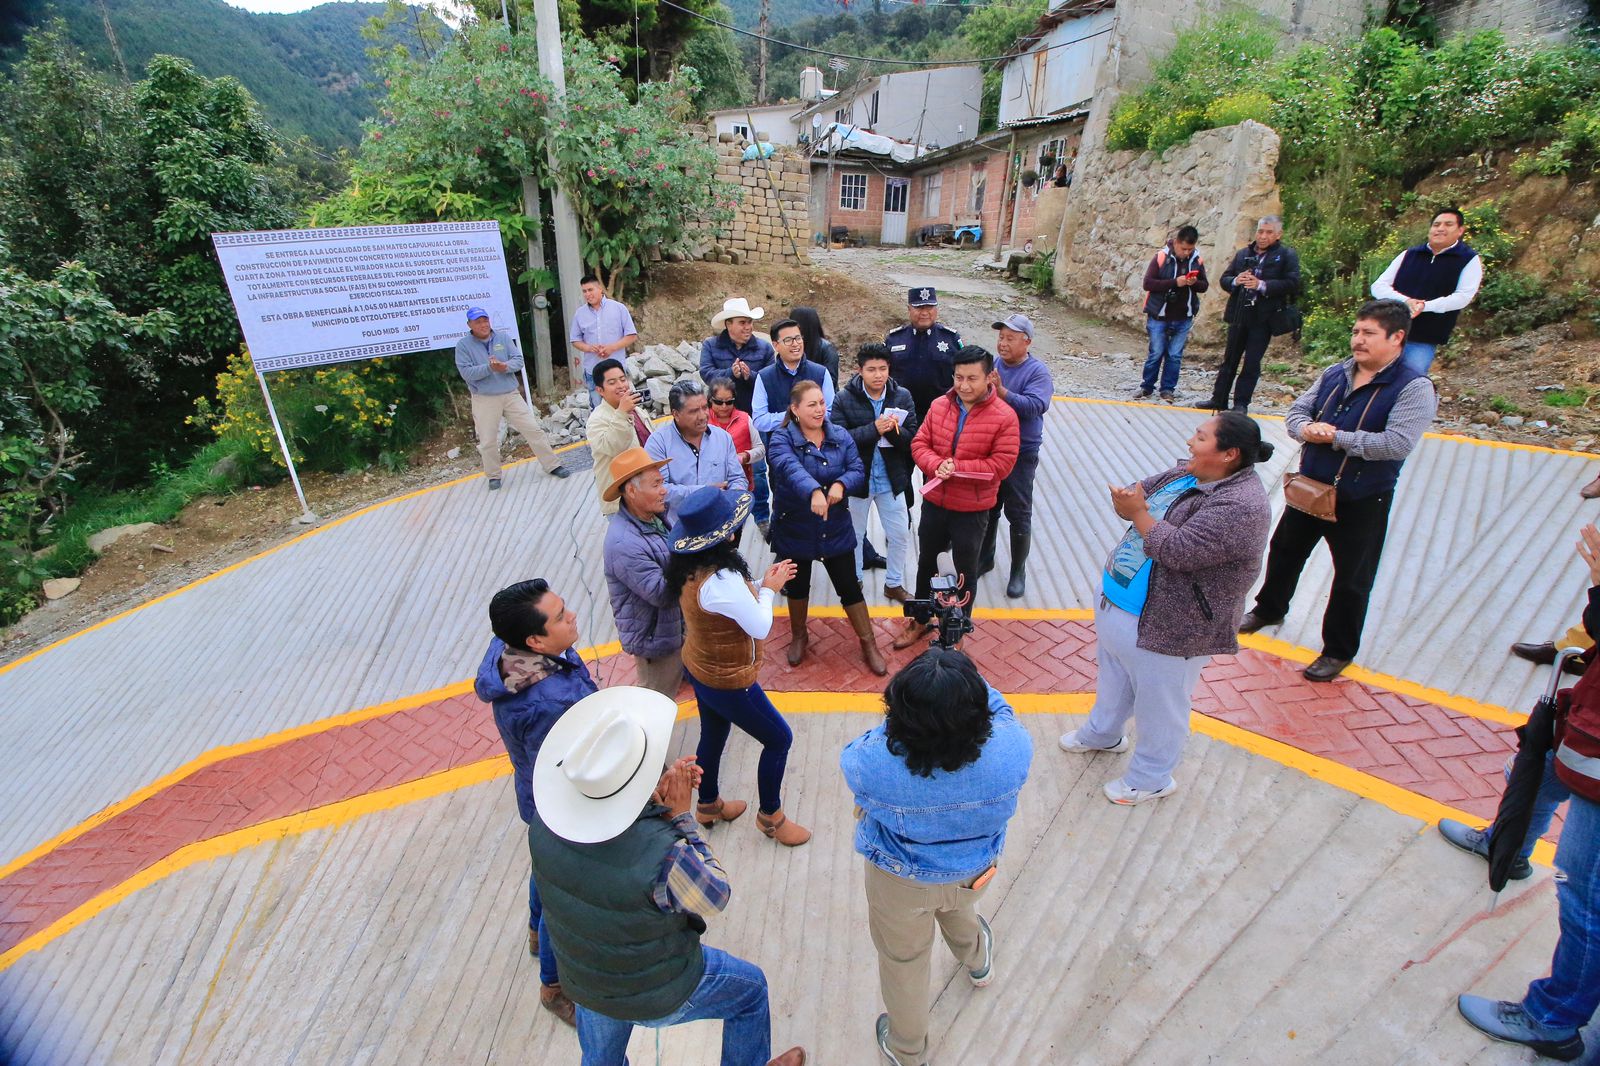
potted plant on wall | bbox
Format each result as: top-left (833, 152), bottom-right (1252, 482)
top-left (1021, 168), bottom-right (1039, 188)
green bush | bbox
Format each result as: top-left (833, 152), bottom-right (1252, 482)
top-left (1105, 96), bottom-right (1156, 151)
top-left (1204, 91), bottom-right (1274, 129)
top-left (1025, 250), bottom-right (1056, 293)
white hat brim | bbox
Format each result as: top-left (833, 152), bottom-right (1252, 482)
top-left (532, 686), bottom-right (680, 844)
top-left (711, 304), bottom-right (765, 329)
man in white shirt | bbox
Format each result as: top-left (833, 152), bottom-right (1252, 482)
top-left (1370, 208), bottom-right (1482, 375)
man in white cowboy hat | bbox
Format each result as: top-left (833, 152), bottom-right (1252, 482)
top-left (602, 447), bottom-right (685, 698)
top-left (701, 297), bottom-right (777, 535)
top-left (528, 689), bottom-right (808, 1066)
top-left (454, 306), bottom-right (570, 490)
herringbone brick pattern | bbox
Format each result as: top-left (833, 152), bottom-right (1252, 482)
top-left (0, 618), bottom-right (1544, 963)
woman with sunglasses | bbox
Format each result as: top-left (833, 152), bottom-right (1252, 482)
top-left (707, 374), bottom-right (762, 496)
top-left (767, 378), bottom-right (887, 675)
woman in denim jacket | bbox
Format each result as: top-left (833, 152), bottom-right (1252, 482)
top-left (840, 648), bottom-right (1033, 1066)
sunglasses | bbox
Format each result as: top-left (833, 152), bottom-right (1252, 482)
top-left (711, 397), bottom-right (735, 406)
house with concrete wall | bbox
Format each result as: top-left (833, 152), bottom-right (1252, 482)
top-left (707, 102), bottom-right (804, 145)
top-left (997, 0), bottom-right (1115, 127)
top-left (793, 66), bottom-right (984, 152)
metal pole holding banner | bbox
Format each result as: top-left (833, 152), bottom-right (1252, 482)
top-left (252, 365), bottom-right (317, 523)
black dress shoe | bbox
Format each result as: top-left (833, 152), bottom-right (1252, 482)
top-left (1193, 398), bottom-right (1225, 411)
top-left (1303, 655), bottom-right (1351, 682)
top-left (1511, 641), bottom-right (1559, 666)
top-left (1237, 611), bottom-right (1281, 634)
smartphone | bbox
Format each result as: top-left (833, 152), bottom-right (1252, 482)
top-left (1185, 270), bottom-right (1199, 280)
top-left (971, 865), bottom-right (997, 890)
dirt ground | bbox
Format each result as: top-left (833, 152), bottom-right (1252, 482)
top-left (6, 246), bottom-right (1597, 660)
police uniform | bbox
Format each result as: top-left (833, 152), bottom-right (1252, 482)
top-left (885, 287), bottom-right (962, 421)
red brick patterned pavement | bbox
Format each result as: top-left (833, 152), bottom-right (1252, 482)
top-left (0, 616), bottom-right (1536, 960)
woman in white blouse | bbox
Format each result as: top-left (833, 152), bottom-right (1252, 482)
top-left (665, 486), bottom-right (811, 846)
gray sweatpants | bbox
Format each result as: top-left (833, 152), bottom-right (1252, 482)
top-left (1076, 598), bottom-right (1208, 791)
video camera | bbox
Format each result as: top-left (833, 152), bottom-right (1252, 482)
top-left (901, 573), bottom-right (974, 650)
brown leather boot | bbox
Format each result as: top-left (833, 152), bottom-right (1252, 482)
top-left (786, 598), bottom-right (809, 666)
top-left (695, 797), bottom-right (748, 827)
top-left (756, 808), bottom-right (812, 847)
top-left (891, 616), bottom-right (930, 650)
top-left (540, 983), bottom-right (577, 1027)
top-left (845, 601), bottom-right (888, 676)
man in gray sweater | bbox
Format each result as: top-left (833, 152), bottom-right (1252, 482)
top-left (454, 307), bottom-right (569, 490)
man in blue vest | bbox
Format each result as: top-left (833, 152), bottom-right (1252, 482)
top-left (528, 688), bottom-right (807, 1066)
top-left (1370, 207), bottom-right (1483, 375)
top-left (750, 318), bottom-right (835, 437)
top-left (1239, 300), bottom-right (1438, 681)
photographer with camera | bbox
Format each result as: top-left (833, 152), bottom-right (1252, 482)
top-left (894, 346), bottom-right (1019, 650)
top-left (841, 648), bottom-right (1033, 1066)
top-left (1059, 412), bottom-right (1273, 805)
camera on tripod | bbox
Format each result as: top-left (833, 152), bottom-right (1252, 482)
top-left (901, 573), bottom-right (974, 650)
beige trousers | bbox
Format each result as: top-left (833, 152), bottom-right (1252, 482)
top-left (864, 860), bottom-right (990, 1062)
top-left (469, 391), bottom-right (559, 479)
top-left (634, 650), bottom-right (684, 699)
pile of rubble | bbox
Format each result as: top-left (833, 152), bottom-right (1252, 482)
top-left (537, 341), bottom-right (705, 446)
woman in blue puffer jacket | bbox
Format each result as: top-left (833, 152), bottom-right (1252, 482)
top-left (767, 378), bottom-right (885, 674)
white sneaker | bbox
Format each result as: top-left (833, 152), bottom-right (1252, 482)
top-left (1058, 729), bottom-right (1130, 754)
top-left (1103, 777), bottom-right (1177, 805)
top-left (967, 914), bottom-right (994, 987)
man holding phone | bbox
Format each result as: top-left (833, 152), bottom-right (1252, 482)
top-left (1140, 225), bottom-right (1208, 402)
top-left (1198, 216), bottom-right (1301, 414)
top-left (586, 358), bottom-right (654, 516)
top-left (841, 648), bottom-right (1033, 1066)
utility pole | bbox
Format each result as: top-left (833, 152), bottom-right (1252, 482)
top-left (533, 0), bottom-right (587, 393)
top-left (757, 0), bottom-right (771, 104)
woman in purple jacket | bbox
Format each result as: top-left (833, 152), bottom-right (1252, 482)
top-left (767, 378), bottom-right (885, 675)
top-left (1059, 411), bottom-right (1274, 805)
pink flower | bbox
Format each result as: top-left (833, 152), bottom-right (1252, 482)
top-left (656, 162), bottom-right (666, 170)
top-left (587, 168), bottom-right (598, 178)
top-left (499, 43), bottom-right (510, 52)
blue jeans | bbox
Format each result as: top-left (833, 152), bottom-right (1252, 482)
top-left (1143, 316), bottom-right (1194, 393)
top-left (850, 490), bottom-right (909, 587)
top-left (528, 871), bottom-right (558, 985)
top-left (1486, 750), bottom-right (1569, 860)
top-left (689, 677), bottom-right (792, 815)
top-left (574, 947), bottom-right (773, 1066)
top-left (1523, 791), bottom-right (1600, 1032)
top-left (1400, 340), bottom-right (1437, 375)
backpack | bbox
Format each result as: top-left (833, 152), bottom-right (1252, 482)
top-left (1555, 658), bottom-right (1600, 802)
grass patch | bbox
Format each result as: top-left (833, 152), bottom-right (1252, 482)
top-left (1489, 394), bottom-right (1525, 415)
top-left (1264, 362), bottom-right (1293, 374)
top-left (1544, 387), bottom-right (1591, 407)
top-left (38, 441), bottom-right (262, 581)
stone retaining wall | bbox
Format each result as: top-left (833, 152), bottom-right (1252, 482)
top-left (1053, 120), bottom-right (1282, 345)
top-left (700, 138), bottom-right (811, 266)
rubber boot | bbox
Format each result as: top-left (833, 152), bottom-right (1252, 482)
top-left (786, 598), bottom-right (809, 666)
top-left (977, 509), bottom-right (999, 577)
top-left (1006, 531), bottom-right (1031, 599)
top-left (845, 601), bottom-right (888, 676)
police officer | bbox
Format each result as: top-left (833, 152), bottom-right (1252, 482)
top-left (885, 288), bottom-right (963, 423)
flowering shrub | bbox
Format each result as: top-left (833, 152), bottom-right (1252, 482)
top-left (191, 351), bottom-right (406, 472)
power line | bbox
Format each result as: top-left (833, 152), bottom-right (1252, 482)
top-left (657, 0), bottom-right (1113, 67)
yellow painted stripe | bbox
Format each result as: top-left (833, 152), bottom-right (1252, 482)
top-left (1237, 633), bottom-right (1528, 728)
top-left (0, 435), bottom-right (593, 680)
top-left (785, 605), bottom-right (1094, 622)
top-left (0, 640), bottom-right (621, 880)
top-left (0, 755), bottom-right (515, 973)
top-left (0, 688), bottom-right (1545, 974)
top-left (1052, 395), bottom-right (1597, 459)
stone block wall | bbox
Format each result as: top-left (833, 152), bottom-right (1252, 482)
top-left (1052, 120), bottom-right (1282, 345)
top-left (1435, 0), bottom-right (1587, 39)
top-left (704, 138), bottom-right (811, 266)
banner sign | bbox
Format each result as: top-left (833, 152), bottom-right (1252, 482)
top-left (212, 221), bottom-right (520, 373)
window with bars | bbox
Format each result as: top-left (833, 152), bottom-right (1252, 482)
top-left (840, 173), bottom-right (867, 211)
top-left (969, 162), bottom-right (986, 215)
top-left (732, 123), bottom-right (750, 141)
top-left (923, 172), bottom-right (942, 216)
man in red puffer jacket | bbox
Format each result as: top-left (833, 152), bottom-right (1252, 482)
top-left (896, 345), bottom-right (1020, 649)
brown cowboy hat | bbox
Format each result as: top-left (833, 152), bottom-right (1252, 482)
top-left (603, 447), bottom-right (671, 503)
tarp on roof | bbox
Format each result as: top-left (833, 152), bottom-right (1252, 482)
top-left (817, 122), bottom-right (925, 164)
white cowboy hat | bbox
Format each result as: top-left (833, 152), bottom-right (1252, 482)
top-left (532, 686), bottom-right (678, 844)
top-left (710, 297), bottom-right (765, 329)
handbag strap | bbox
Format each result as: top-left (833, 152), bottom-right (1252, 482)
top-left (1302, 372), bottom-right (1384, 485)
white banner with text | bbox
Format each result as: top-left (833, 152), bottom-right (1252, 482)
top-left (211, 221), bottom-right (520, 373)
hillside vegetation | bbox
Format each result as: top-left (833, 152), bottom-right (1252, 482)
top-left (1, 0), bottom-right (387, 146)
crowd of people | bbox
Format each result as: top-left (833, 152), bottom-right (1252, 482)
top-left (452, 245), bottom-right (1596, 1063)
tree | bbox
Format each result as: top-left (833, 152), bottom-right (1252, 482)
top-left (318, 21), bottom-right (734, 298)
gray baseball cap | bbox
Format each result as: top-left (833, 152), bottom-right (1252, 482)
top-left (992, 313), bottom-right (1034, 339)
